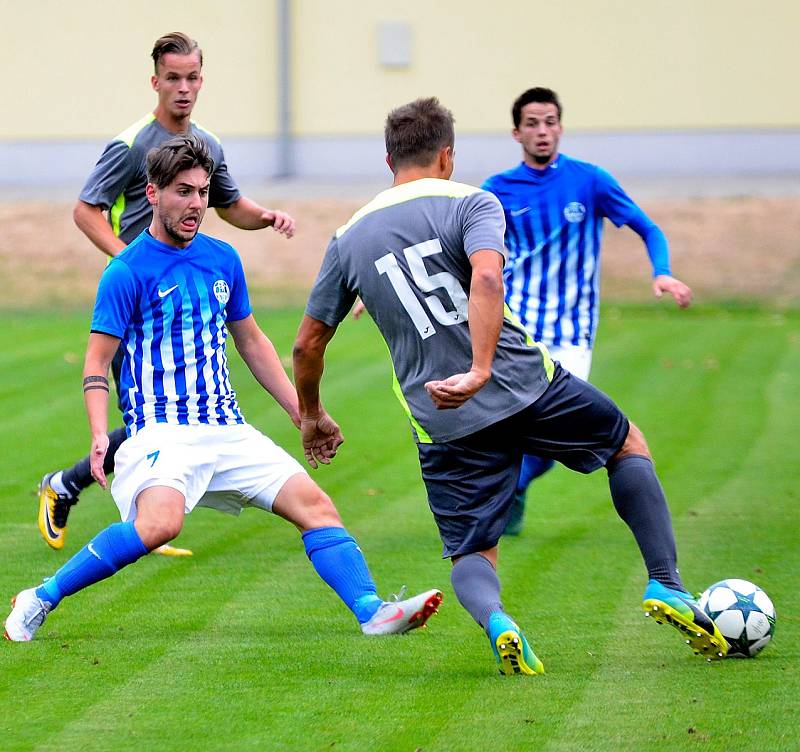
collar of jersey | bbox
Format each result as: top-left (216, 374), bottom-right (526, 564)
top-left (518, 155), bottom-right (561, 182)
top-left (143, 229), bottom-right (196, 254)
top-left (336, 177), bottom-right (480, 238)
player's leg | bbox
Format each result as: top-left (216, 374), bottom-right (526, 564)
top-left (608, 424), bottom-right (727, 659)
top-left (503, 345), bottom-right (591, 537)
top-left (4, 487), bottom-right (183, 642)
top-left (450, 549), bottom-right (544, 676)
top-left (211, 425), bottom-right (441, 635)
top-left (418, 432), bottom-right (544, 675)
top-left (270, 476), bottom-right (440, 634)
top-left (514, 365), bottom-right (726, 658)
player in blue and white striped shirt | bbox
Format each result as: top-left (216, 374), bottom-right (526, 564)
top-left (5, 135), bottom-right (442, 642)
top-left (483, 88), bottom-right (692, 535)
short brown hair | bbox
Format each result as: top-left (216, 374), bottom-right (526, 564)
top-left (151, 32), bottom-right (202, 73)
top-left (146, 135), bottom-right (214, 189)
top-left (384, 97), bottom-right (455, 170)
top-left (512, 87), bottom-right (562, 127)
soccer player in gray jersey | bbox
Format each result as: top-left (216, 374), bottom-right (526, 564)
top-left (38, 32), bottom-right (296, 555)
top-left (293, 97), bottom-right (727, 675)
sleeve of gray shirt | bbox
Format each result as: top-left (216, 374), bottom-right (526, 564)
top-left (462, 190), bottom-right (507, 261)
top-left (78, 139), bottom-right (139, 210)
top-left (208, 143), bottom-right (242, 209)
top-left (305, 236), bottom-right (357, 326)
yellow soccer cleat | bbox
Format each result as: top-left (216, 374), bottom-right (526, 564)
top-left (643, 579), bottom-right (728, 661)
top-left (488, 612), bottom-right (545, 676)
top-left (154, 544), bottom-right (194, 557)
top-left (37, 473), bottom-right (77, 551)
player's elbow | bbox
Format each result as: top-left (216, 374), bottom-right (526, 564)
top-left (471, 266), bottom-right (504, 299)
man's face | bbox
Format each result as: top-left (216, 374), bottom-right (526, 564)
top-left (148, 166), bottom-right (209, 246)
top-left (513, 102), bottom-right (562, 166)
top-left (151, 52), bottom-right (203, 122)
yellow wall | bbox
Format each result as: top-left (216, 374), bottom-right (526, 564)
top-left (0, 0), bottom-right (797, 140)
top-left (0, 0), bottom-right (278, 139)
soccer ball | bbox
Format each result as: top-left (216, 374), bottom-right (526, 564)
top-left (699, 579), bottom-right (776, 658)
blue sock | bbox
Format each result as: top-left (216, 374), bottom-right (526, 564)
top-left (302, 526), bottom-right (381, 623)
top-left (36, 522), bottom-right (148, 608)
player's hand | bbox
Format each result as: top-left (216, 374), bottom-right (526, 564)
top-left (90, 433), bottom-right (110, 489)
top-left (425, 369), bottom-right (490, 409)
top-left (300, 411), bottom-right (344, 469)
top-left (351, 299), bottom-right (367, 320)
top-left (653, 274), bottom-right (692, 308)
top-left (263, 210), bottom-right (296, 239)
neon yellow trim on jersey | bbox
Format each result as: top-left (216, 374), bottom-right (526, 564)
top-left (336, 178), bottom-right (484, 239)
top-left (110, 194), bottom-right (125, 238)
top-left (108, 113), bottom-right (157, 238)
top-left (192, 120), bottom-right (222, 144)
top-left (503, 304), bottom-right (555, 381)
top-left (391, 370), bottom-right (433, 444)
top-left (115, 112), bottom-right (156, 148)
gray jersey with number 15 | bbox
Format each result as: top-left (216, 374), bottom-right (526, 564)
top-left (305, 178), bottom-right (554, 444)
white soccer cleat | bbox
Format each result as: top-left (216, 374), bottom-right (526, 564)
top-left (4, 588), bottom-right (51, 642)
top-left (361, 588), bottom-right (443, 636)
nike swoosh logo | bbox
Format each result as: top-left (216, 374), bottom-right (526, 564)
top-left (158, 285), bottom-right (179, 298)
top-left (88, 543), bottom-right (101, 559)
top-left (510, 207), bottom-right (531, 217)
top-left (371, 605), bottom-right (404, 626)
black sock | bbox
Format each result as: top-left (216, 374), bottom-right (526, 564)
top-left (607, 455), bottom-right (684, 590)
top-left (450, 553), bottom-right (503, 630)
top-left (61, 426), bottom-right (128, 496)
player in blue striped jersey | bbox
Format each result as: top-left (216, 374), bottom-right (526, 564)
top-left (4, 135), bottom-right (442, 642)
top-left (38, 32), bottom-right (296, 555)
top-left (482, 87), bottom-right (692, 535)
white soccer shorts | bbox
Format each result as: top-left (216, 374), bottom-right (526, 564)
top-left (547, 343), bottom-right (592, 382)
top-left (111, 423), bottom-right (306, 521)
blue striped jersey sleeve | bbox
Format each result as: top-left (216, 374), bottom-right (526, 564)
top-left (225, 252), bottom-right (252, 322)
top-left (594, 167), bottom-right (641, 227)
top-left (91, 258), bottom-right (138, 338)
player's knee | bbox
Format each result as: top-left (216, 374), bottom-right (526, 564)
top-left (613, 421), bottom-right (652, 461)
top-left (273, 474), bottom-right (343, 530)
top-left (135, 514), bottom-right (184, 550)
top-left (298, 487), bottom-right (342, 529)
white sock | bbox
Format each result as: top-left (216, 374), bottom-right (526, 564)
top-left (49, 471), bottom-right (70, 496)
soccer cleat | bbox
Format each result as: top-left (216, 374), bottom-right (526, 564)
top-left (361, 588), bottom-right (443, 635)
top-left (153, 544), bottom-right (194, 557)
top-left (503, 491), bottom-right (526, 537)
top-left (4, 588), bottom-right (51, 642)
top-left (37, 473), bottom-right (78, 550)
top-left (487, 612), bottom-right (545, 676)
top-left (643, 579), bottom-right (728, 660)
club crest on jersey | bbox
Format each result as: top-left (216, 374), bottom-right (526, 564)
top-left (563, 202), bottom-right (586, 223)
top-left (213, 280), bottom-right (230, 304)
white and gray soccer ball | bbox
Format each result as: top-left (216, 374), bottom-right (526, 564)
top-left (699, 579), bottom-right (776, 658)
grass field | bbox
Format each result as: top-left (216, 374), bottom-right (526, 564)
top-left (1, 304), bottom-right (798, 751)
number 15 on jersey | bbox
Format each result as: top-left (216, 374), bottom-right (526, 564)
top-left (375, 238), bottom-right (469, 340)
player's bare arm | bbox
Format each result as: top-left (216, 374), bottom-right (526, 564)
top-left (83, 332), bottom-right (122, 488)
top-left (293, 315), bottom-right (345, 469)
top-left (227, 314), bottom-right (300, 427)
top-left (652, 274), bottom-right (693, 308)
top-left (425, 249), bottom-right (504, 410)
top-left (216, 196), bottom-right (296, 238)
top-left (73, 201), bottom-right (127, 258)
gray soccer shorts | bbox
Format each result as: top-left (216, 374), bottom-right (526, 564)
top-left (417, 364), bottom-right (629, 558)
